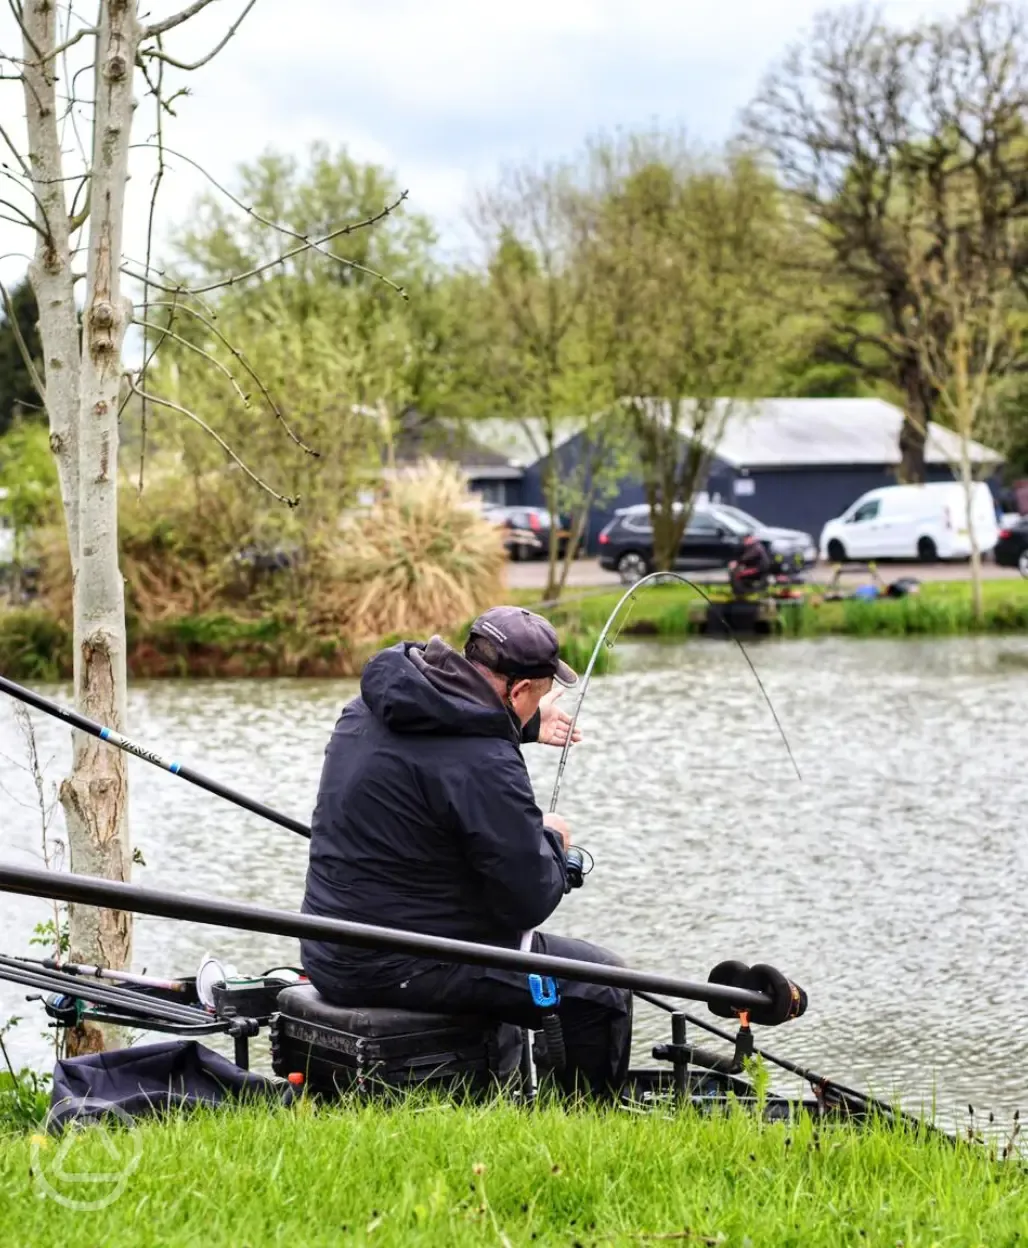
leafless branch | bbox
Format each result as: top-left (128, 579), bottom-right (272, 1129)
top-left (139, 0), bottom-right (257, 71)
top-left (126, 376), bottom-right (301, 508)
top-left (128, 141), bottom-right (407, 293)
top-left (135, 316), bottom-right (251, 405)
top-left (58, 6), bottom-right (91, 168)
top-left (7, 0), bottom-right (43, 61)
top-left (33, 22), bottom-right (96, 64)
top-left (0, 117), bottom-right (30, 177)
top-left (0, 274), bottom-right (45, 406)
top-left (136, 40), bottom-right (169, 492)
top-left (141, 0), bottom-right (221, 39)
top-left (120, 190), bottom-right (411, 297)
top-left (139, 298), bottom-right (320, 458)
top-left (0, 196), bottom-right (48, 237)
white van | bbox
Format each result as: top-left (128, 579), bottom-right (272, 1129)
top-left (819, 481), bottom-right (999, 562)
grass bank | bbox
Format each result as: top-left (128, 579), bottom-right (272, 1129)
top-left (2, 578), bottom-right (1026, 684)
top-left (525, 576), bottom-right (1028, 642)
top-left (1, 1097), bottom-right (1024, 1246)
top-left (0, 606), bottom-right (614, 683)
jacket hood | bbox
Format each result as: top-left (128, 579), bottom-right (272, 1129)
top-left (360, 637), bottom-right (521, 742)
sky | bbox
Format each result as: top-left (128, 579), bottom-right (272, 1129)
top-left (0, 0), bottom-right (975, 293)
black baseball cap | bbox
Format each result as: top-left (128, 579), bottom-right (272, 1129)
top-left (468, 606), bottom-right (578, 687)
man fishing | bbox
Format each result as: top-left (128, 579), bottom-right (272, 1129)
top-left (300, 605), bottom-right (632, 1098)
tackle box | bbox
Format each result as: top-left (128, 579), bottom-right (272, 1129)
top-left (269, 983), bottom-right (521, 1097)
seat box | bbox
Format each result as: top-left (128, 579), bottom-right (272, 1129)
top-left (270, 984), bottom-right (521, 1097)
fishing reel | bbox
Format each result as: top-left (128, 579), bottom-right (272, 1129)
top-left (564, 845), bottom-right (593, 891)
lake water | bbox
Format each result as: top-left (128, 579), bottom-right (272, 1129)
top-left (2, 636), bottom-right (1026, 1129)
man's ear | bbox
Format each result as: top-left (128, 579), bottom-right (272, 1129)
top-left (510, 678), bottom-right (533, 702)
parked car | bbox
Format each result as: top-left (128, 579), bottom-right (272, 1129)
top-left (819, 482), bottom-right (999, 564)
top-left (597, 502), bottom-right (815, 583)
top-left (994, 516), bottom-right (1028, 576)
top-left (484, 506), bottom-right (582, 561)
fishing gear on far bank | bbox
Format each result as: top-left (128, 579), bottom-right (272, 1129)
top-left (548, 571), bottom-right (802, 815)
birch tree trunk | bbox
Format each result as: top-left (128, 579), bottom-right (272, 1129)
top-left (22, 1), bottom-right (138, 1050)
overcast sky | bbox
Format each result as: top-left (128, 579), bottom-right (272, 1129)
top-left (0, 0), bottom-right (974, 290)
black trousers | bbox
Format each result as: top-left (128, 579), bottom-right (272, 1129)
top-left (313, 932), bottom-right (633, 1099)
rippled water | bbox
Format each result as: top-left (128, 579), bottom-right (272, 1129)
top-left (2, 636), bottom-right (1027, 1126)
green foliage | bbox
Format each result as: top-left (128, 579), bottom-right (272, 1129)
top-left (0, 1021), bottom-right (49, 1135)
top-left (0, 1098), bottom-right (1024, 1243)
top-left (0, 608), bottom-right (71, 681)
top-left (583, 135), bottom-right (795, 569)
top-left (0, 420), bottom-right (60, 541)
top-left (143, 143), bottom-right (454, 524)
top-left (0, 279), bottom-right (43, 437)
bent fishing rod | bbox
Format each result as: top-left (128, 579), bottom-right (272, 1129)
top-left (0, 674), bottom-right (311, 840)
top-left (549, 571), bottom-right (802, 812)
top-left (0, 862), bottom-right (782, 1015)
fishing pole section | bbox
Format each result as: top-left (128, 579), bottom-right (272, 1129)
top-left (0, 674), bottom-right (311, 839)
top-left (549, 570), bottom-right (802, 814)
top-left (0, 861), bottom-right (907, 1127)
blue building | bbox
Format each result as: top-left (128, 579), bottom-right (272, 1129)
top-left (463, 399), bottom-right (1004, 552)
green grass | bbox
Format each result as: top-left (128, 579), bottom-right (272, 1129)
top-left (0, 1097), bottom-right (1024, 1246)
top-left (2, 577), bottom-right (1026, 684)
top-left (521, 577), bottom-right (1028, 642)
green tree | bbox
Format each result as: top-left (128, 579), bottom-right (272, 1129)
top-left (744, 0), bottom-right (1028, 481)
top-left (0, 279), bottom-right (43, 435)
top-left (583, 134), bottom-right (793, 570)
top-left (147, 145), bottom-right (448, 526)
top-left (466, 158), bottom-right (630, 600)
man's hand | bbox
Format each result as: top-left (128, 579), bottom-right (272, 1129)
top-left (536, 688), bottom-right (582, 749)
top-left (543, 811), bottom-right (572, 852)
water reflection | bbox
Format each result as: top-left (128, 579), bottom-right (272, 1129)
top-left (1, 636), bottom-right (1026, 1124)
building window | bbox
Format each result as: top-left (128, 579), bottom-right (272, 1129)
top-left (470, 481), bottom-right (507, 506)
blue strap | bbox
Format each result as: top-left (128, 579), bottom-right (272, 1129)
top-left (528, 973), bottom-right (559, 1008)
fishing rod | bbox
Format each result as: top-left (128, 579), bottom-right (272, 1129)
top-left (38, 956), bottom-right (187, 993)
top-left (633, 989), bottom-right (932, 1134)
top-left (0, 674), bottom-right (311, 840)
top-left (0, 863), bottom-right (787, 1016)
top-left (0, 955), bottom-right (211, 1026)
top-left (549, 571), bottom-right (802, 813)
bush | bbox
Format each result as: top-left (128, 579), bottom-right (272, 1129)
top-left (0, 608), bottom-right (71, 681)
top-left (314, 461), bottom-right (507, 642)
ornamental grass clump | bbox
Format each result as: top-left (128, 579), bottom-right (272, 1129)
top-left (323, 460), bottom-right (507, 641)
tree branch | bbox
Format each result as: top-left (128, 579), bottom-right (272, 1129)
top-left (140, 0), bottom-right (220, 39)
top-left (138, 299), bottom-right (320, 457)
top-left (127, 141), bottom-right (407, 293)
top-left (0, 273), bottom-right (45, 406)
top-left (126, 377), bottom-right (301, 508)
top-left (135, 317), bottom-right (251, 405)
top-left (121, 190), bottom-right (411, 297)
top-left (138, 0), bottom-right (256, 70)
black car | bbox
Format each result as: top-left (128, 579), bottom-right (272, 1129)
top-left (597, 502), bottom-right (816, 583)
top-left (484, 506), bottom-right (583, 561)
top-left (994, 516), bottom-right (1028, 576)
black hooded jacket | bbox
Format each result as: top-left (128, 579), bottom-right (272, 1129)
top-left (300, 637), bottom-right (568, 993)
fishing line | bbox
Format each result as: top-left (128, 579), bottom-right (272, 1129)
top-left (549, 571), bottom-right (802, 814)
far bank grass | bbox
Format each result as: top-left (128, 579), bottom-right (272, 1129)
top-left (523, 576), bottom-right (1028, 643)
top-left (1, 1097), bottom-right (1024, 1247)
top-left (2, 578), bottom-right (1027, 683)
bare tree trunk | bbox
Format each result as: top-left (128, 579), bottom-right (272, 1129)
top-left (23, 6), bottom-right (80, 574)
top-left (22, 2), bottom-right (140, 1050)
